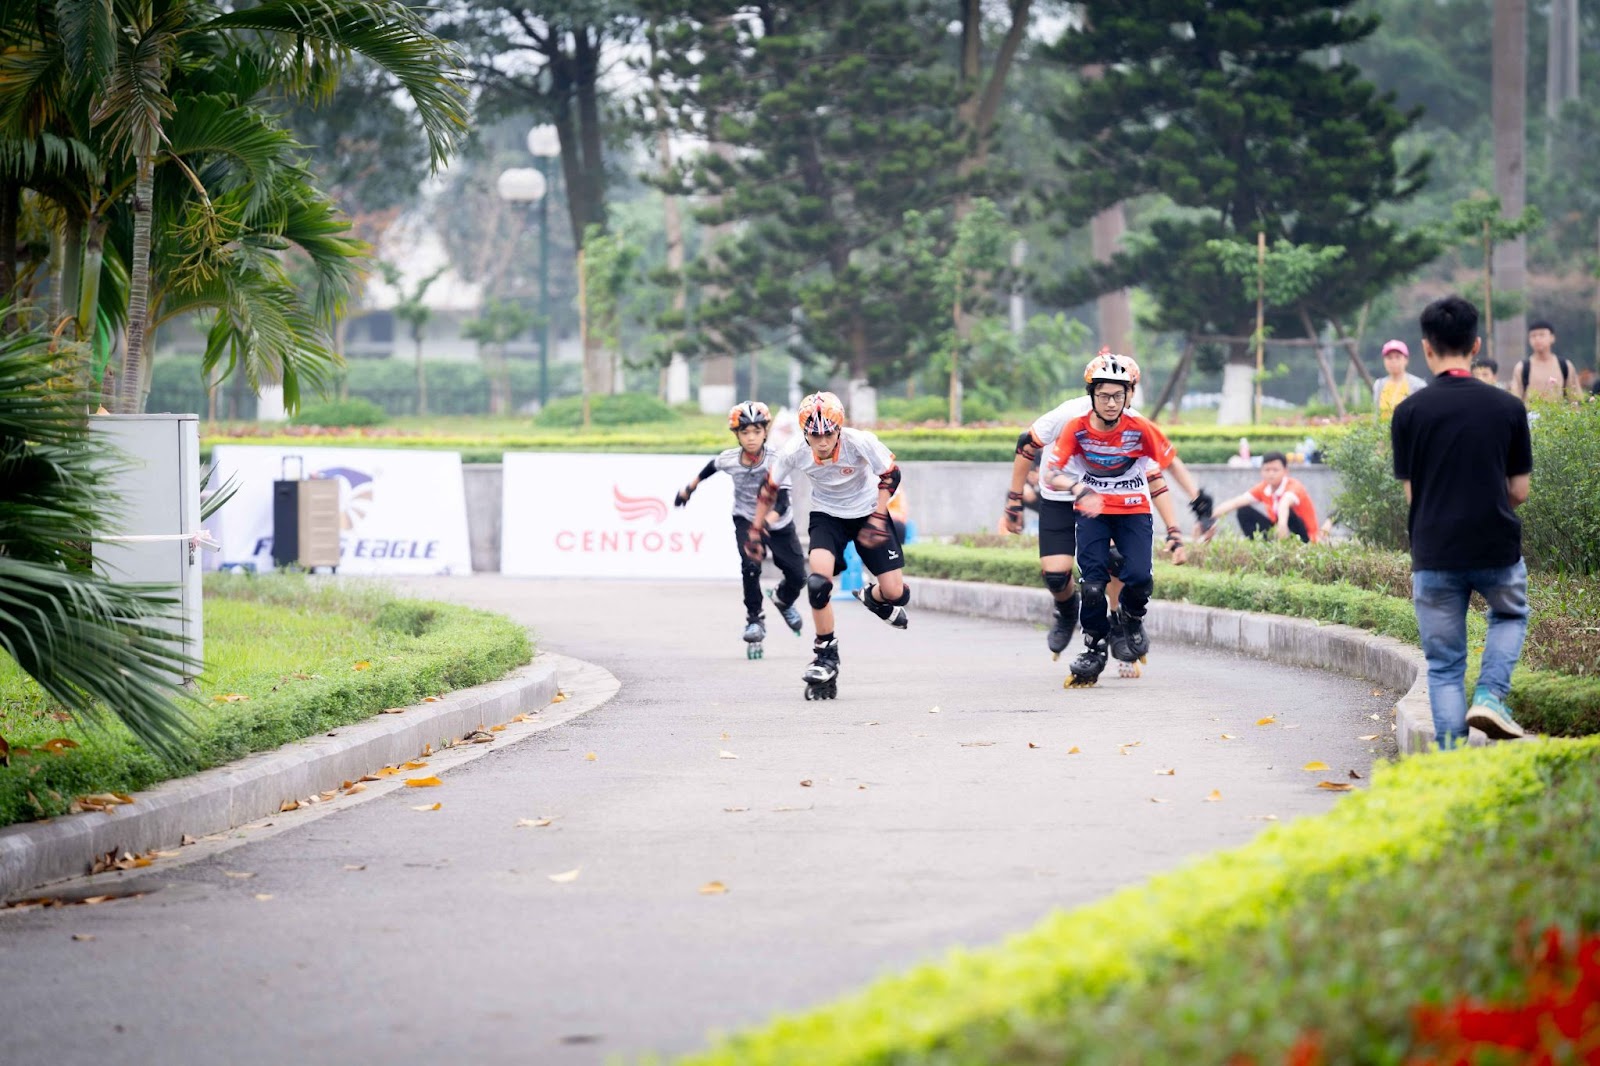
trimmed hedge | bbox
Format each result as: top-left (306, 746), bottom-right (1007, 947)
top-left (904, 543), bottom-right (1600, 736)
top-left (677, 737), bottom-right (1600, 1065)
top-left (0, 575), bottom-right (531, 827)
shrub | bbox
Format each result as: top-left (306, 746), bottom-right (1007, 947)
top-left (534, 392), bottom-right (678, 427)
top-left (876, 395), bottom-right (1001, 424)
top-left (1324, 419), bottom-right (1408, 550)
top-left (292, 398), bottom-right (387, 427)
top-left (1522, 401), bottom-right (1600, 575)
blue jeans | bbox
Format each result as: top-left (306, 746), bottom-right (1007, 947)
top-left (1412, 560), bottom-right (1529, 748)
top-left (1076, 512), bottom-right (1154, 638)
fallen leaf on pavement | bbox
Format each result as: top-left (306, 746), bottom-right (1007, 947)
top-left (1220, 734), bottom-right (1237, 740)
top-left (222, 871), bottom-right (255, 880)
top-left (490, 725), bottom-right (507, 732)
top-left (960, 741), bottom-right (995, 748)
top-left (584, 753), bottom-right (597, 762)
top-left (799, 779), bottom-right (813, 787)
top-left (379, 708), bottom-right (405, 715)
top-left (516, 818), bottom-right (553, 828)
top-left (718, 750), bottom-right (739, 760)
top-left (1028, 742), bottom-right (1040, 749)
top-left (928, 705), bottom-right (941, 714)
top-left (1357, 734), bottom-right (1380, 741)
top-left (1155, 768), bottom-right (1176, 776)
top-left (699, 881), bottom-right (728, 895)
top-left (1256, 716), bottom-right (1276, 726)
top-left (1302, 761), bottom-right (1329, 772)
top-left (71, 792), bottom-right (134, 814)
top-left (343, 865), bottom-right (366, 871)
top-left (1205, 790), bottom-right (1223, 802)
top-left (722, 807), bottom-right (748, 813)
top-left (551, 692), bottom-right (567, 703)
top-left (1368, 713), bottom-right (1382, 721)
top-left (1067, 746), bottom-right (1082, 754)
top-left (401, 760), bottom-right (428, 770)
top-left (254, 893), bottom-right (273, 901)
top-left (720, 732), bottom-right (730, 740)
top-left (1349, 769), bottom-right (1362, 779)
top-left (411, 803), bottom-right (441, 812)
top-left (374, 767), bottom-right (400, 777)
top-left (548, 868), bottom-right (580, 883)
top-left (1317, 781), bottom-right (1355, 792)
top-left (279, 799), bottom-right (302, 812)
top-left (180, 834), bottom-right (197, 846)
top-left (1149, 797), bottom-right (1170, 804)
top-left (1251, 814), bottom-right (1279, 821)
top-left (404, 776), bottom-right (442, 788)
top-left (344, 782), bottom-right (366, 795)
top-left (423, 696), bottom-right (440, 703)
top-left (71, 933), bottom-right (94, 941)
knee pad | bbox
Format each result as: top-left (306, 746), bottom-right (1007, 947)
top-left (1107, 545), bottom-right (1125, 578)
top-left (741, 557), bottom-right (763, 580)
top-left (1080, 579), bottom-right (1108, 606)
top-left (885, 585), bottom-right (910, 607)
top-left (1043, 571), bottom-right (1073, 596)
top-left (807, 573), bottom-right (834, 609)
top-left (1120, 579), bottom-right (1153, 614)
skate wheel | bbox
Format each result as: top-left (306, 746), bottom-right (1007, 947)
top-left (1064, 676), bottom-right (1098, 689)
top-left (748, 643), bottom-right (764, 660)
top-left (1117, 660), bottom-right (1141, 679)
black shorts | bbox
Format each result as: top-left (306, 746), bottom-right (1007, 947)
top-left (808, 510), bottom-right (904, 576)
top-left (1038, 497), bottom-right (1078, 559)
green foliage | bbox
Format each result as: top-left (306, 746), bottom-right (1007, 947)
top-left (1522, 401), bottom-right (1600, 575)
top-left (876, 396), bottom-right (1001, 425)
top-left (292, 398), bottom-right (388, 428)
top-left (677, 736), bottom-right (1600, 1064)
top-left (0, 574), bottom-right (530, 827)
top-left (1324, 419), bottom-right (1410, 551)
top-left (1206, 237), bottom-right (1348, 310)
top-left (533, 393), bottom-right (678, 428)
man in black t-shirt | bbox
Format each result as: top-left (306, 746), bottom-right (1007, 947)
top-left (1391, 295), bottom-right (1534, 748)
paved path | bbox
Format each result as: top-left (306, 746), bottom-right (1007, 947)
top-left (0, 577), bottom-right (1395, 1065)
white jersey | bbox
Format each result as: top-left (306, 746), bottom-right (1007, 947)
top-left (708, 446), bottom-right (794, 529)
top-left (769, 428), bottom-right (896, 519)
top-left (1027, 398), bottom-right (1144, 502)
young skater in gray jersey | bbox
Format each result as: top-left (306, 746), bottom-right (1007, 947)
top-left (675, 401), bottom-right (807, 658)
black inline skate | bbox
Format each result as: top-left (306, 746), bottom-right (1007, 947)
top-left (1108, 608), bottom-right (1149, 677)
top-left (1065, 635), bottom-right (1109, 688)
top-left (743, 617), bottom-right (766, 660)
top-left (767, 588), bottom-right (804, 636)
top-left (1047, 590), bottom-right (1080, 660)
top-left (803, 636), bottom-right (840, 700)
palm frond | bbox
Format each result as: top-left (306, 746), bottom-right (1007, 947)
top-left (92, 11), bottom-right (178, 159)
top-left (195, 266), bottom-right (339, 412)
top-left (0, 37), bottom-right (70, 138)
top-left (54, 0), bottom-right (117, 89)
top-left (161, 92), bottom-right (294, 215)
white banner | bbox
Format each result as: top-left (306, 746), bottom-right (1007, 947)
top-left (208, 446), bottom-right (473, 575)
top-left (501, 453), bottom-right (738, 579)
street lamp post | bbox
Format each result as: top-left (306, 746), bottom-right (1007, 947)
top-left (495, 165), bottom-right (547, 413)
top-left (526, 126), bottom-right (561, 411)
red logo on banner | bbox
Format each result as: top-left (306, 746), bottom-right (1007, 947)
top-left (613, 486), bottom-right (668, 524)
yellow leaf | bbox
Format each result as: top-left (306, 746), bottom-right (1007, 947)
top-left (423, 696), bottom-right (440, 703)
top-left (719, 732), bottom-right (731, 740)
top-left (404, 776), bottom-right (442, 788)
top-left (490, 724), bottom-right (507, 732)
top-left (1220, 734), bottom-right (1237, 740)
top-left (401, 760), bottom-right (428, 770)
top-left (1317, 781), bottom-right (1355, 792)
top-left (318, 790), bottom-right (336, 802)
top-left (1155, 768), bottom-right (1176, 776)
top-left (584, 753), bottom-right (597, 762)
top-left (1067, 746), bottom-right (1081, 754)
top-left (1256, 716), bottom-right (1276, 726)
top-left (353, 661), bottom-right (371, 671)
top-left (516, 818), bottom-right (552, 828)
top-left (279, 799), bottom-right (302, 812)
top-left (131, 857), bottom-right (153, 868)
top-left (411, 803), bottom-right (441, 812)
top-left (1205, 790), bottom-right (1223, 802)
top-left (344, 782), bottom-right (366, 795)
top-left (699, 881), bottom-right (728, 895)
top-left (718, 750), bottom-right (739, 760)
top-left (379, 708), bottom-right (405, 715)
top-left (41, 737), bottom-right (80, 754)
top-left (421, 743), bottom-right (432, 756)
top-left (548, 868), bottom-right (581, 883)
top-left (254, 893), bottom-right (274, 902)
top-left (1302, 761), bottom-right (1330, 772)
top-left (211, 693), bottom-right (249, 703)
top-left (551, 692), bottom-right (567, 703)
top-left (374, 767), bottom-right (400, 777)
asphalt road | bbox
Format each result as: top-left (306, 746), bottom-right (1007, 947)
top-left (0, 577), bottom-right (1396, 1065)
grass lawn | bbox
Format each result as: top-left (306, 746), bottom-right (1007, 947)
top-left (0, 574), bottom-right (531, 827)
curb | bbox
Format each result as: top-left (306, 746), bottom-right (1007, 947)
top-left (0, 658), bottom-right (562, 901)
top-left (910, 577), bottom-right (1436, 753)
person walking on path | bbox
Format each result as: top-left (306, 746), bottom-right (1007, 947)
top-left (1044, 353), bottom-right (1190, 688)
top-left (1374, 338), bottom-right (1427, 419)
top-left (1510, 318), bottom-right (1583, 403)
top-left (1003, 351), bottom-right (1211, 660)
top-left (747, 391), bottom-right (908, 699)
top-left (1203, 451), bottom-right (1321, 543)
top-left (1392, 295), bottom-right (1533, 747)
top-left (675, 401), bottom-right (807, 658)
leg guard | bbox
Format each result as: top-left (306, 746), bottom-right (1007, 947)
top-left (1078, 579), bottom-right (1110, 638)
top-left (1043, 570), bottom-right (1074, 599)
top-left (857, 583), bottom-right (910, 628)
top-left (1118, 578), bottom-right (1154, 619)
top-left (807, 572), bottom-right (834, 610)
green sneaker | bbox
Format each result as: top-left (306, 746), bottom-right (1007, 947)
top-left (1467, 688), bottom-right (1526, 741)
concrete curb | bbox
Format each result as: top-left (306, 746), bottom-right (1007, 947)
top-left (911, 577), bottom-right (1436, 753)
top-left (0, 659), bottom-right (562, 900)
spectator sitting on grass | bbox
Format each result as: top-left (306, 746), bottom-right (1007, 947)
top-left (1375, 338), bottom-right (1427, 419)
top-left (1203, 451), bottom-right (1321, 543)
top-left (1472, 357), bottom-right (1501, 387)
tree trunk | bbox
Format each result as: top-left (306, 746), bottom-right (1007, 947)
top-left (116, 158), bottom-right (155, 413)
top-left (1546, 0), bottom-right (1579, 160)
top-left (654, 61), bottom-right (690, 406)
top-left (1091, 205), bottom-right (1133, 354)
top-left (1218, 340), bottom-right (1256, 427)
top-left (949, 287), bottom-right (964, 425)
top-left (1492, 0), bottom-right (1527, 365)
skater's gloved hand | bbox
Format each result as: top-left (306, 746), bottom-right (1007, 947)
top-left (674, 485), bottom-right (694, 507)
top-left (858, 510), bottom-right (894, 548)
top-left (1189, 488), bottom-right (1214, 521)
top-left (1002, 491), bottom-right (1024, 534)
top-left (742, 525), bottom-right (767, 562)
top-left (1072, 486), bottom-right (1104, 517)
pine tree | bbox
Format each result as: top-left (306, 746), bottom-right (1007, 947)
top-left (650, 0), bottom-right (967, 397)
top-left (1041, 1), bottom-right (1436, 422)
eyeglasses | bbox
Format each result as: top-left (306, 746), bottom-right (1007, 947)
top-left (1092, 391), bottom-right (1127, 404)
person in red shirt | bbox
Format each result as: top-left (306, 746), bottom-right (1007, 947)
top-left (1044, 352), bottom-right (1189, 687)
top-left (1206, 452), bottom-right (1321, 543)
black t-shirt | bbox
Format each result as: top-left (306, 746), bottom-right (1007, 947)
top-left (1391, 372), bottom-right (1533, 570)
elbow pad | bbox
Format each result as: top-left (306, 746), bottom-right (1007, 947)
top-left (774, 487), bottom-right (792, 516)
top-left (1015, 431), bottom-right (1042, 462)
top-left (757, 479), bottom-right (779, 508)
top-left (878, 466), bottom-right (902, 494)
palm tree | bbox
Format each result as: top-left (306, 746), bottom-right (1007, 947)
top-left (0, 319), bottom-right (193, 759)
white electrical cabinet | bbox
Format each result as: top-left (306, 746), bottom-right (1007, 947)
top-left (89, 413), bottom-right (203, 681)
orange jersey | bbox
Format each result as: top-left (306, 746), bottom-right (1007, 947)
top-left (1047, 412), bottom-right (1177, 515)
top-left (1249, 476), bottom-right (1320, 541)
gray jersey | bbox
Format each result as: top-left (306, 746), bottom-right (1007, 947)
top-left (711, 446), bottom-right (794, 528)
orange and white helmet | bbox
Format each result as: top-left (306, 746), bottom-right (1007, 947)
top-left (1084, 349), bottom-right (1139, 390)
top-left (798, 391), bottom-right (846, 435)
top-left (728, 400), bottom-right (772, 431)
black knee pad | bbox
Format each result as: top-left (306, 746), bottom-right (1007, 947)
top-left (1107, 545), bottom-right (1125, 578)
top-left (1120, 579), bottom-right (1153, 615)
top-left (807, 573), bottom-right (834, 609)
top-left (886, 585), bottom-right (910, 607)
top-left (1043, 571), bottom-right (1073, 596)
top-left (740, 558), bottom-right (763, 580)
top-left (1080, 579), bottom-right (1108, 606)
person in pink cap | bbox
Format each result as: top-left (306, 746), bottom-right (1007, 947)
top-left (1374, 338), bottom-right (1428, 419)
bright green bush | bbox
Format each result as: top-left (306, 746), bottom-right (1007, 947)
top-left (676, 738), bottom-right (1600, 1065)
top-left (1523, 401), bottom-right (1600, 575)
top-left (533, 392), bottom-right (679, 427)
top-left (292, 397), bottom-right (388, 427)
top-left (1324, 418), bottom-right (1409, 550)
top-left (876, 395), bottom-right (1001, 424)
top-left (0, 574), bottom-right (531, 826)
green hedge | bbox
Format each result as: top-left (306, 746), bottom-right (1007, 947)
top-left (678, 737), bottom-right (1600, 1065)
top-left (0, 576), bottom-right (531, 827)
top-left (903, 543), bottom-right (1600, 735)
